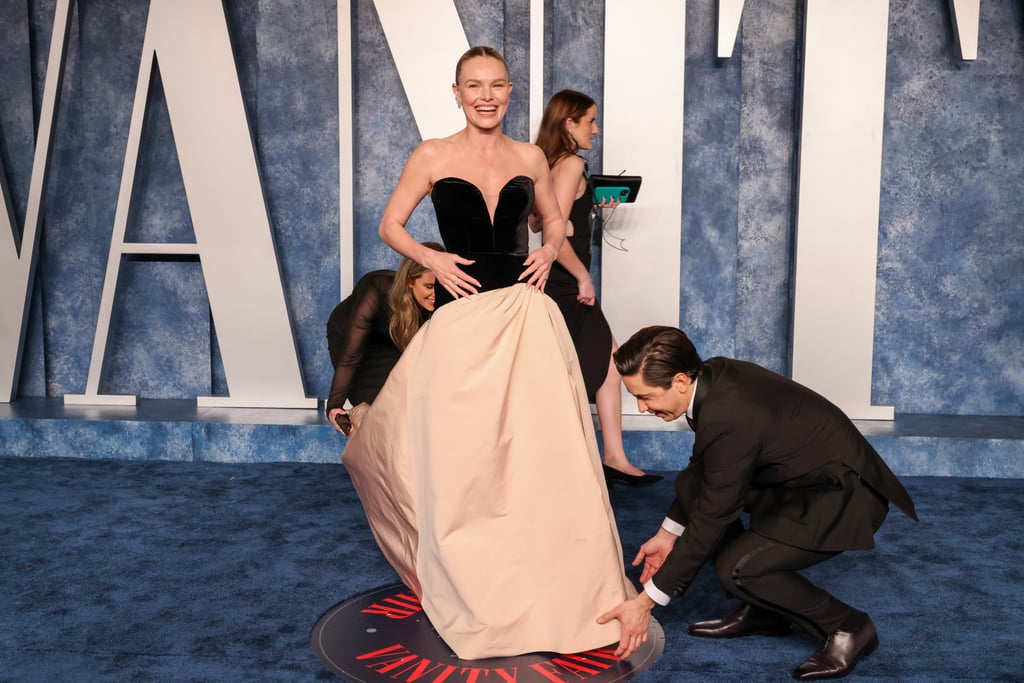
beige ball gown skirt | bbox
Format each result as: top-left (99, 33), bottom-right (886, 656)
top-left (342, 283), bottom-right (633, 659)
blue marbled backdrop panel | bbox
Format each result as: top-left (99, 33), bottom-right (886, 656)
top-left (0, 0), bottom-right (1021, 416)
top-left (875, 1), bottom-right (1024, 415)
top-left (252, 0), bottom-right (339, 400)
top-left (549, 1), bottom-right (605, 291)
top-left (351, 0), bottom-right (436, 275)
top-left (36, 1), bottom-right (154, 397)
top-left (733, 0), bottom-right (797, 373)
top-left (681, 1), bottom-right (741, 361)
top-left (550, 0), bottom-right (605, 161)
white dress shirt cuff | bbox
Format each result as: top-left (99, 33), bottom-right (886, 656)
top-left (661, 518), bottom-right (686, 536)
top-left (644, 579), bottom-right (672, 606)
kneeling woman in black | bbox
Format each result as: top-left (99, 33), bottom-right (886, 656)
top-left (325, 243), bottom-right (443, 434)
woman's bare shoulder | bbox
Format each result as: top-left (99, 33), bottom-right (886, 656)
top-left (400, 138), bottom-right (460, 184)
top-left (411, 137), bottom-right (452, 159)
top-left (552, 153), bottom-right (585, 176)
top-left (410, 134), bottom-right (468, 170)
top-left (510, 140), bottom-right (552, 177)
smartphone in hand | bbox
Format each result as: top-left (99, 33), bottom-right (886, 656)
top-left (334, 412), bottom-right (353, 436)
top-left (590, 174), bottom-right (642, 203)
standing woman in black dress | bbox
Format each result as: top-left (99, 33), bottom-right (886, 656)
top-left (325, 243), bottom-right (443, 434)
top-left (535, 89), bottom-right (660, 485)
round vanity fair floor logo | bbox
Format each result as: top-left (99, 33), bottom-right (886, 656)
top-left (311, 584), bottom-right (664, 682)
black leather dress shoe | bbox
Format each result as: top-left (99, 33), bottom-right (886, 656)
top-left (602, 465), bottom-right (663, 487)
top-left (688, 603), bottom-right (792, 638)
top-left (792, 616), bottom-right (878, 680)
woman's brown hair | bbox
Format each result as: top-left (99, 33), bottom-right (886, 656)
top-left (534, 89), bottom-right (596, 168)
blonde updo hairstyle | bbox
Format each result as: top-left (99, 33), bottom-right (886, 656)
top-left (454, 45), bottom-right (509, 84)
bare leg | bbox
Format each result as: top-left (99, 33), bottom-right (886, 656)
top-left (596, 339), bottom-right (647, 476)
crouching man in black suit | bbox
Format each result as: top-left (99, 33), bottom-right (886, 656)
top-left (598, 326), bottom-right (917, 680)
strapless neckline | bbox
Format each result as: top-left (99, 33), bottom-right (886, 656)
top-left (433, 176), bottom-right (532, 226)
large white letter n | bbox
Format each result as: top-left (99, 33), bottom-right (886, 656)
top-left (65, 0), bottom-right (316, 408)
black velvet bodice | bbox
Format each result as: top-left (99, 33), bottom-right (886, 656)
top-left (430, 176), bottom-right (535, 307)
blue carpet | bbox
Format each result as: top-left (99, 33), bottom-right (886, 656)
top-left (0, 457), bottom-right (1021, 681)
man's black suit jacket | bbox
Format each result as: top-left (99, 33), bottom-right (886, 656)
top-left (653, 356), bottom-right (918, 600)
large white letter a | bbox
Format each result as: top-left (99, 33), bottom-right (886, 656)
top-left (66, 0), bottom-right (316, 408)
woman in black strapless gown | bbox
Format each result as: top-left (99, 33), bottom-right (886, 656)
top-left (341, 47), bottom-right (633, 660)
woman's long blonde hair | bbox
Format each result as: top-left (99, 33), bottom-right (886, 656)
top-left (388, 242), bottom-right (444, 350)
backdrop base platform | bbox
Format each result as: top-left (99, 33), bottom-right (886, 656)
top-left (1, 397), bottom-right (1023, 478)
